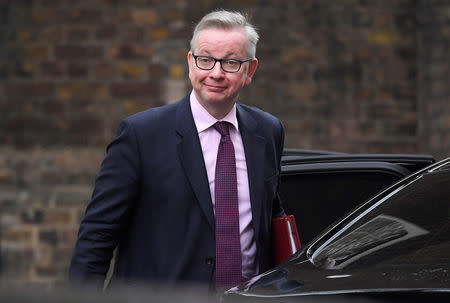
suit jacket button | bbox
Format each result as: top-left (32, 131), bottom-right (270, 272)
top-left (205, 257), bottom-right (214, 265)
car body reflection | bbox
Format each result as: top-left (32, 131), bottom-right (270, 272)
top-left (224, 156), bottom-right (450, 302)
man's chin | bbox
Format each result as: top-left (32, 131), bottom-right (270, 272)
top-left (200, 92), bottom-right (231, 105)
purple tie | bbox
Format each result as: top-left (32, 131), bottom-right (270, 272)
top-left (214, 121), bottom-right (242, 290)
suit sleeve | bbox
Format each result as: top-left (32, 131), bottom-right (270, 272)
top-left (69, 120), bottom-right (140, 288)
top-left (272, 118), bottom-right (286, 218)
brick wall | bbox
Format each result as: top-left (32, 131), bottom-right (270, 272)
top-left (417, 0), bottom-right (450, 160)
top-left (246, 0), bottom-right (421, 153)
top-left (0, 0), bottom-right (449, 287)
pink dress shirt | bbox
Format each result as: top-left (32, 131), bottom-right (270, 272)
top-left (190, 91), bottom-right (258, 279)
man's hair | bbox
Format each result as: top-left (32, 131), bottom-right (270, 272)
top-left (190, 10), bottom-right (259, 58)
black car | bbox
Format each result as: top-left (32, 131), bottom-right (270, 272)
top-left (223, 153), bottom-right (450, 302)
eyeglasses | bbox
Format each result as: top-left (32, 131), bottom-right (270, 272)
top-left (192, 54), bottom-right (252, 73)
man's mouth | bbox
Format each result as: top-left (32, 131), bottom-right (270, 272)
top-left (204, 83), bottom-right (226, 91)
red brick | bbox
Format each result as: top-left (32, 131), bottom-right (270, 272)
top-left (110, 82), bottom-right (159, 98)
top-left (39, 99), bottom-right (65, 114)
top-left (56, 8), bottom-right (103, 24)
top-left (35, 263), bottom-right (58, 276)
top-left (5, 83), bottom-right (54, 98)
top-left (121, 27), bottom-right (145, 42)
top-left (13, 62), bottom-right (39, 78)
top-left (67, 63), bottom-right (89, 77)
top-left (130, 9), bottom-right (159, 25)
top-left (66, 27), bottom-right (90, 41)
top-left (107, 9), bottom-right (134, 24)
top-left (172, 27), bottom-right (192, 40)
top-left (31, 9), bottom-right (52, 25)
top-left (148, 28), bottom-right (170, 41)
top-left (55, 45), bottom-right (104, 60)
top-left (120, 62), bottom-right (145, 79)
top-left (39, 28), bottom-right (64, 42)
top-left (95, 25), bottom-right (118, 40)
top-left (0, 168), bottom-right (15, 185)
top-left (108, 44), bottom-right (153, 59)
top-left (148, 63), bottom-right (167, 78)
top-left (24, 44), bottom-right (49, 61)
top-left (41, 61), bottom-right (65, 77)
top-left (2, 228), bottom-right (34, 243)
top-left (57, 83), bottom-right (107, 100)
top-left (60, 228), bottom-right (79, 246)
top-left (43, 209), bottom-right (72, 225)
top-left (35, 0), bottom-right (65, 7)
top-left (0, 247), bottom-right (34, 278)
top-left (16, 30), bottom-right (35, 42)
top-left (39, 230), bottom-right (59, 246)
top-left (94, 62), bottom-right (118, 79)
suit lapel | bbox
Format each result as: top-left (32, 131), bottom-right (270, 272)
top-left (174, 99), bottom-right (267, 236)
top-left (175, 97), bottom-right (215, 230)
top-left (237, 104), bottom-right (266, 243)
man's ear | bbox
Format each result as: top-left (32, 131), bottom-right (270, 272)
top-left (187, 51), bottom-right (193, 78)
top-left (187, 51), bottom-right (193, 67)
top-left (244, 58), bottom-right (258, 86)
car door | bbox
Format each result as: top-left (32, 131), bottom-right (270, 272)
top-left (279, 151), bottom-right (435, 245)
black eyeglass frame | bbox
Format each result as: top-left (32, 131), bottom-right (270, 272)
top-left (192, 54), bottom-right (253, 73)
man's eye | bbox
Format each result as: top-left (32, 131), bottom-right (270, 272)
top-left (199, 57), bottom-right (212, 63)
top-left (224, 60), bottom-right (239, 66)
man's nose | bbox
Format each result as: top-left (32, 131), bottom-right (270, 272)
top-left (209, 61), bottom-right (225, 78)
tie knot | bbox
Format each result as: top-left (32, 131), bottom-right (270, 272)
top-left (214, 121), bottom-right (230, 136)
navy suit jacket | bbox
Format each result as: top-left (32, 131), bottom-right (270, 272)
top-left (69, 95), bottom-right (285, 290)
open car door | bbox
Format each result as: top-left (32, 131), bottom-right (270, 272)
top-left (279, 150), bottom-right (435, 245)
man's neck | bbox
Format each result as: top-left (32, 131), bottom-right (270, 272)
top-left (192, 91), bottom-right (238, 120)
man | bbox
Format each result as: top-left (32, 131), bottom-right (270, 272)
top-left (69, 10), bottom-right (285, 291)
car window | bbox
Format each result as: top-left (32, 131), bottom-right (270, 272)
top-left (308, 170), bottom-right (450, 271)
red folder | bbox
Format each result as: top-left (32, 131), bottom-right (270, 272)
top-left (272, 215), bottom-right (301, 266)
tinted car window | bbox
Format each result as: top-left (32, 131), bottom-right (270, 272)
top-left (309, 170), bottom-right (450, 272)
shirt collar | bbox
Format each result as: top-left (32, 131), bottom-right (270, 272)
top-left (190, 90), bottom-right (239, 133)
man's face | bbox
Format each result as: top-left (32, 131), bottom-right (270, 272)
top-left (188, 28), bottom-right (258, 116)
